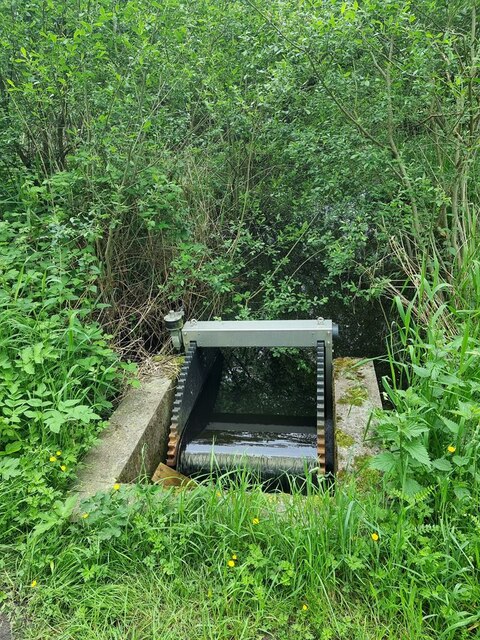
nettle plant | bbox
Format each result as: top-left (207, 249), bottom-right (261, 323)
top-left (371, 293), bottom-right (480, 498)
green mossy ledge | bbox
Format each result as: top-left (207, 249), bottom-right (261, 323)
top-left (333, 359), bottom-right (382, 473)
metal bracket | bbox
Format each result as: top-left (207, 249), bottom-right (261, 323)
top-left (182, 319), bottom-right (337, 380)
top-left (164, 309), bottom-right (185, 351)
top-left (317, 340), bottom-right (335, 475)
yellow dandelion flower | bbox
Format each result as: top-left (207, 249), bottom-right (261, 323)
top-left (227, 560), bottom-right (235, 568)
top-left (49, 456), bottom-right (57, 462)
top-left (232, 554), bottom-right (237, 560)
top-left (82, 512), bottom-right (89, 519)
top-left (252, 517), bottom-right (259, 525)
top-left (60, 465), bottom-right (67, 472)
top-left (30, 580), bottom-right (37, 588)
top-left (447, 445), bottom-right (456, 453)
top-left (113, 483), bottom-right (120, 491)
top-left (371, 532), bottom-right (379, 541)
top-left (302, 604), bottom-right (308, 611)
top-left (56, 450), bottom-right (62, 456)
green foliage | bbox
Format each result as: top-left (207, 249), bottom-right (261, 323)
top-left (0, 0), bottom-right (425, 343)
top-left (3, 476), bottom-right (479, 639)
top-left (0, 216), bottom-right (127, 537)
top-left (371, 258), bottom-right (480, 506)
top-left (1, 0), bottom-right (479, 344)
top-left (1, 1), bottom-right (480, 638)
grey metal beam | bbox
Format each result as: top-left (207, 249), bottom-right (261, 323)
top-left (182, 319), bottom-right (338, 348)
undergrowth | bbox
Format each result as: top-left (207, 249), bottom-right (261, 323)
top-left (1, 215), bottom-right (480, 638)
top-left (0, 214), bottom-right (133, 540)
top-left (1, 1), bottom-right (480, 637)
top-left (2, 471), bottom-right (479, 640)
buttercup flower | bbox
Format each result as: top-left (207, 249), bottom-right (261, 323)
top-left (60, 465), bottom-right (67, 472)
top-left (30, 580), bottom-right (37, 588)
top-left (49, 456), bottom-right (57, 462)
top-left (371, 532), bottom-right (379, 541)
top-left (252, 517), bottom-right (259, 525)
top-left (56, 450), bottom-right (62, 456)
top-left (302, 604), bottom-right (308, 611)
top-left (113, 483), bottom-right (120, 491)
top-left (232, 554), bottom-right (237, 560)
top-left (447, 445), bottom-right (456, 453)
top-left (227, 560), bottom-right (235, 568)
top-left (82, 513), bottom-right (89, 519)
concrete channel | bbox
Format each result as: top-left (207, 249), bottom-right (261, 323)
top-left (72, 358), bottom-right (382, 504)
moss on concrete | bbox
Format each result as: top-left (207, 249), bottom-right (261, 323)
top-left (336, 428), bottom-right (355, 447)
top-left (338, 384), bottom-right (369, 407)
top-left (352, 454), bottom-right (382, 491)
top-left (334, 357), bottom-right (365, 381)
top-left (150, 354), bottom-right (183, 379)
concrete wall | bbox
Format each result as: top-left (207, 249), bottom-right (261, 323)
top-left (334, 358), bottom-right (382, 472)
top-left (73, 375), bottom-right (173, 503)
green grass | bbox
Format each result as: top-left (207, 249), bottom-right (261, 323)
top-left (16, 573), bottom-right (389, 640)
top-left (2, 471), bottom-right (479, 640)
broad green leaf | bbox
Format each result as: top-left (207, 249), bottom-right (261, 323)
top-left (69, 405), bottom-right (100, 423)
top-left (453, 486), bottom-right (471, 501)
top-left (0, 457), bottom-right (21, 480)
top-left (440, 417), bottom-right (459, 434)
top-left (412, 365), bottom-right (432, 378)
top-left (33, 342), bottom-right (44, 364)
top-left (403, 441), bottom-right (431, 468)
top-left (44, 409), bottom-right (65, 433)
top-left (60, 399), bottom-right (82, 408)
top-left (0, 442), bottom-right (22, 456)
top-left (370, 452), bottom-right (397, 473)
top-left (403, 478), bottom-right (424, 496)
top-left (404, 424), bottom-right (429, 439)
top-left (32, 518), bottom-right (58, 537)
top-left (431, 458), bottom-right (452, 472)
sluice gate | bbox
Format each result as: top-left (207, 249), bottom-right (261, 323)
top-left (164, 316), bottom-right (339, 482)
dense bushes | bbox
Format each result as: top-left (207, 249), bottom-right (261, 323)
top-left (2, 1), bottom-right (478, 342)
top-left (2, 0), bottom-right (461, 345)
top-left (1, 1), bottom-right (480, 637)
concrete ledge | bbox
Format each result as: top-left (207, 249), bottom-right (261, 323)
top-left (73, 375), bottom-right (173, 503)
top-left (0, 614), bottom-right (11, 640)
top-left (334, 358), bottom-right (382, 472)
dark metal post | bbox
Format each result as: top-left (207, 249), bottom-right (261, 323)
top-left (164, 309), bottom-right (185, 351)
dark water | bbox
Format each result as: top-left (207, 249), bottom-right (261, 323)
top-left (214, 347), bottom-right (317, 416)
top-left (178, 347), bottom-right (319, 480)
top-left (324, 297), bottom-right (388, 359)
top-left (178, 347), bottom-right (323, 482)
top-left (317, 296), bottom-right (390, 384)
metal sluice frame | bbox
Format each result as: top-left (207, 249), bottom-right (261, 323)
top-left (166, 319), bottom-right (338, 476)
